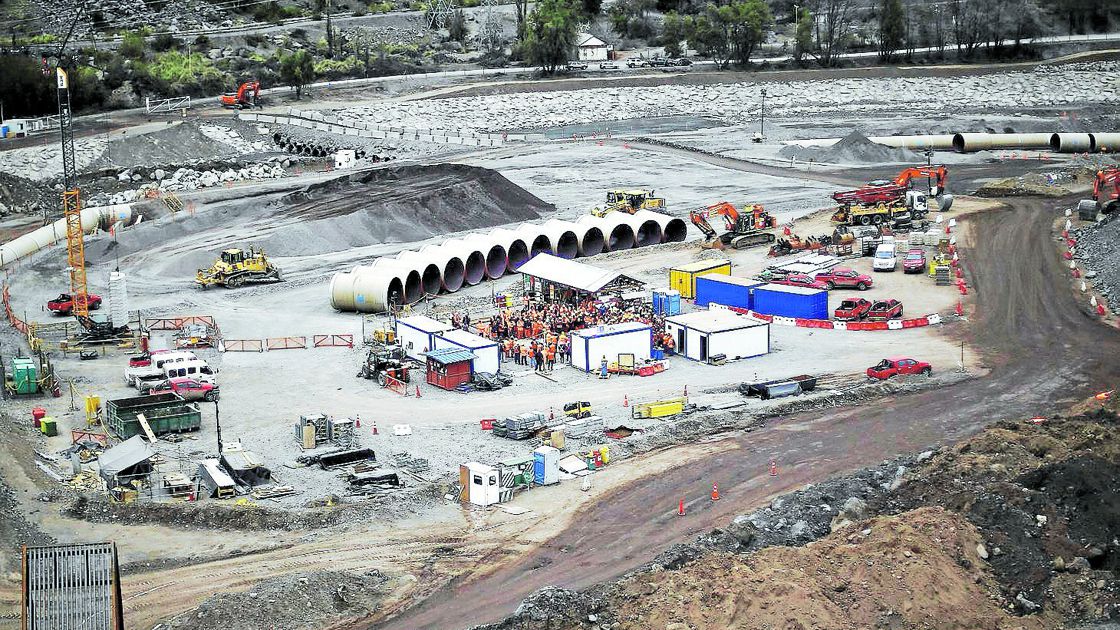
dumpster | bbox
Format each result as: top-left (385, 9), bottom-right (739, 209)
top-left (105, 392), bottom-right (202, 439)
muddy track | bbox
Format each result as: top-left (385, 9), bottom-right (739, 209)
top-left (368, 196), bottom-right (1120, 630)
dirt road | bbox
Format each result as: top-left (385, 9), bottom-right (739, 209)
top-left (369, 196), bottom-right (1120, 630)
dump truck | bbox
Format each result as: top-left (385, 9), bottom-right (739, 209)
top-left (196, 248), bottom-right (282, 288)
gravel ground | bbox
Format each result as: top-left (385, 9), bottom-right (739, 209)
top-left (1076, 211), bottom-right (1120, 306)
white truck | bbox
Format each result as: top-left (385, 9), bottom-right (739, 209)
top-left (124, 351), bottom-right (198, 388)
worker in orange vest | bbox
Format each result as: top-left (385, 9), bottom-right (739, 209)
top-left (546, 343), bottom-right (556, 371)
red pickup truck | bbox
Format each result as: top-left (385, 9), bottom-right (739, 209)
top-left (867, 356), bottom-right (932, 380)
top-left (47, 293), bottom-right (102, 315)
top-left (834, 298), bottom-right (872, 321)
top-left (867, 299), bottom-right (903, 321)
top-left (772, 273), bottom-right (830, 290)
top-left (814, 267), bottom-right (873, 291)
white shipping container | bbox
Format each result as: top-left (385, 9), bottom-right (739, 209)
top-left (569, 322), bottom-right (652, 373)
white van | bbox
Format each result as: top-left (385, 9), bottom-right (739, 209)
top-left (164, 360), bottom-right (218, 384)
top-left (873, 243), bottom-right (897, 271)
top-left (125, 351), bottom-right (199, 387)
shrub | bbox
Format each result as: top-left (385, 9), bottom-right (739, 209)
top-left (119, 31), bottom-right (146, 59)
top-left (368, 1), bottom-right (392, 12)
top-left (151, 33), bottom-right (181, 52)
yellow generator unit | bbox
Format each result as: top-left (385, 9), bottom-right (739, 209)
top-left (196, 248), bottom-right (282, 289)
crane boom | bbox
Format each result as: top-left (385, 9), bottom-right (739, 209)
top-left (57, 68), bottom-right (90, 319)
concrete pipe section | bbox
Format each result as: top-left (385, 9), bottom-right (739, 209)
top-left (513, 224), bottom-right (553, 259)
top-left (335, 264), bottom-right (414, 313)
top-left (442, 239), bottom-right (487, 286)
top-left (593, 213), bottom-right (637, 251)
top-left (492, 228), bottom-right (531, 271)
top-left (368, 259), bottom-right (424, 305)
top-left (461, 234), bottom-right (508, 279)
top-left (0, 204), bottom-right (134, 270)
top-left (328, 268), bottom-right (358, 311)
top-left (628, 211), bottom-right (664, 247)
top-left (419, 244), bottom-right (466, 293)
top-left (632, 210), bottom-right (688, 244)
top-left (1092, 133), bottom-right (1120, 153)
top-left (952, 132), bottom-right (1052, 153)
top-left (1050, 133), bottom-right (1094, 153)
top-left (394, 251), bottom-right (442, 297)
top-left (576, 225), bottom-right (605, 257)
top-left (541, 220), bottom-right (581, 259)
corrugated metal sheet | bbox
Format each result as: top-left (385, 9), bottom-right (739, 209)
top-left (517, 253), bottom-right (628, 293)
top-left (694, 275), bottom-right (762, 309)
top-left (23, 542), bottom-right (123, 630)
top-left (425, 347), bottom-right (477, 364)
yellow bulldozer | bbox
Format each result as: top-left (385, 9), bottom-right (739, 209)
top-left (591, 189), bottom-right (666, 217)
top-left (196, 248), bottom-right (282, 289)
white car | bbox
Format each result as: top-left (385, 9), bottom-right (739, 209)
top-left (566, 61), bottom-right (588, 70)
top-left (873, 243), bottom-right (898, 271)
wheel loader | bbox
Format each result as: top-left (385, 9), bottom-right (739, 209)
top-left (195, 248), bottom-right (282, 289)
top-left (591, 189), bottom-right (666, 217)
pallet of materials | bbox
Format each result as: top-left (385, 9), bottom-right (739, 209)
top-left (502, 412), bottom-right (546, 440)
top-left (631, 397), bottom-right (688, 419)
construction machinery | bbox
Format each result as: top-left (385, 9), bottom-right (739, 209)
top-left (219, 81), bottom-right (261, 109)
top-left (830, 165), bottom-right (950, 227)
top-left (689, 201), bottom-right (778, 249)
top-left (1080, 166), bottom-right (1120, 218)
top-left (891, 165), bottom-right (949, 196)
top-left (591, 189), bottom-right (665, 217)
top-left (357, 344), bottom-right (411, 386)
top-left (195, 248), bottom-right (282, 288)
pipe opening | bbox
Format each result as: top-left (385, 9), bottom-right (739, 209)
top-left (507, 239), bottom-right (530, 270)
top-left (462, 250), bottom-right (486, 285)
top-left (442, 257), bottom-right (465, 293)
top-left (402, 270), bottom-right (423, 304)
top-left (418, 264), bottom-right (441, 296)
top-left (553, 231), bottom-right (579, 259)
top-left (579, 227), bottom-right (605, 257)
top-left (606, 224), bottom-right (635, 251)
top-left (529, 235), bottom-right (551, 258)
top-left (635, 220), bottom-right (661, 247)
top-left (662, 218), bottom-right (688, 243)
top-left (951, 133), bottom-right (967, 153)
top-left (385, 277), bottom-right (404, 309)
top-left (484, 245), bottom-right (508, 279)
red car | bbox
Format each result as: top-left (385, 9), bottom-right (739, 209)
top-left (867, 299), bottom-right (903, 321)
top-left (147, 377), bottom-right (219, 402)
top-left (772, 274), bottom-right (830, 290)
top-left (903, 249), bottom-right (927, 274)
top-left (867, 356), bottom-right (932, 380)
top-left (47, 293), bottom-right (102, 315)
top-left (814, 267), bottom-right (873, 291)
top-left (834, 298), bottom-right (873, 321)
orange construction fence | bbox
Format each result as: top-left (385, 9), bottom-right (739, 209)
top-left (312, 334), bottom-right (354, 348)
top-left (145, 315), bottom-right (217, 331)
top-left (266, 336), bottom-right (307, 351)
top-left (222, 339), bottom-right (265, 352)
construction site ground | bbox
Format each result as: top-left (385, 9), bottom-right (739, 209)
top-left (0, 55), bottom-right (1118, 630)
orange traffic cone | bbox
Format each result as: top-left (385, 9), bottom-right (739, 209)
top-left (1098, 303), bottom-right (1108, 316)
top-left (769, 460), bottom-right (778, 477)
top-left (678, 497), bottom-right (685, 516)
top-left (415, 385), bottom-right (422, 398)
top-left (623, 394), bottom-right (629, 407)
top-left (371, 420), bottom-right (379, 435)
top-left (711, 482), bottom-right (720, 501)
top-left (355, 415), bottom-right (361, 428)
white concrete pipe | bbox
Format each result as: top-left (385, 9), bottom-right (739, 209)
top-left (442, 239), bottom-right (487, 286)
top-left (541, 220), bottom-right (581, 259)
top-left (591, 213), bottom-right (637, 251)
top-left (461, 233), bottom-right (508, 279)
top-left (1050, 133), bottom-right (1094, 153)
top-left (367, 259), bottom-right (424, 305)
top-left (868, 135), bottom-right (956, 151)
top-left (394, 251), bottom-right (442, 296)
top-left (628, 210), bottom-right (665, 247)
top-left (513, 224), bottom-right (552, 260)
top-left (1091, 133), bottom-right (1120, 153)
top-left (491, 228), bottom-right (530, 271)
top-left (575, 223), bottom-right (605, 257)
top-left (952, 133), bottom-right (1052, 153)
top-left (329, 268), bottom-right (358, 311)
top-left (417, 244), bottom-right (466, 293)
top-left (0, 203), bottom-right (134, 269)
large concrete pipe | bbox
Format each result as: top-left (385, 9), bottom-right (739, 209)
top-left (1050, 133), bottom-right (1093, 153)
top-left (513, 224), bottom-right (552, 260)
top-left (394, 251), bottom-right (442, 296)
top-left (329, 268), bottom-right (358, 311)
top-left (368, 259), bottom-right (423, 305)
top-left (632, 210), bottom-right (688, 244)
top-left (593, 213), bottom-right (637, 251)
top-left (868, 135), bottom-right (956, 151)
top-left (541, 220), bottom-right (581, 259)
top-left (575, 223), bottom-right (605, 257)
top-left (347, 265), bottom-right (406, 312)
top-left (442, 239), bottom-right (487, 286)
top-left (491, 228), bottom-right (530, 271)
top-left (1091, 133), bottom-right (1120, 153)
top-left (954, 133), bottom-right (1054, 153)
top-left (628, 211), bottom-right (664, 247)
top-left (419, 244), bottom-right (466, 292)
top-left (0, 204), bottom-right (134, 269)
top-left (461, 234), bottom-right (508, 279)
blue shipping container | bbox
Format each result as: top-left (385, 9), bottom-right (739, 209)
top-left (695, 275), bottom-right (764, 310)
top-left (751, 283), bottom-right (828, 319)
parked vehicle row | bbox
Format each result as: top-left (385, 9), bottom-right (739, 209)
top-left (125, 350), bottom-right (218, 390)
top-left (771, 267), bottom-right (874, 291)
top-left (566, 57), bottom-right (693, 71)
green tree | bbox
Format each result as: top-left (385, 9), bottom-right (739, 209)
top-left (608, 0), bottom-right (655, 39)
top-left (279, 49), bottom-right (315, 98)
top-left (794, 7), bottom-right (812, 62)
top-left (728, 0), bottom-right (773, 64)
top-left (448, 9), bottom-right (468, 42)
top-left (524, 0), bottom-right (580, 74)
top-left (582, 0), bottom-right (602, 16)
top-left (660, 11), bottom-right (690, 57)
top-left (119, 31), bottom-right (146, 59)
top-left (877, 0), bottom-right (904, 61)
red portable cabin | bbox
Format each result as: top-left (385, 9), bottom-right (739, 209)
top-left (425, 347), bottom-right (476, 390)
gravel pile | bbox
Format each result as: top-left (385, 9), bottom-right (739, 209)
top-left (778, 130), bottom-right (926, 164)
top-left (1076, 212), bottom-right (1120, 306)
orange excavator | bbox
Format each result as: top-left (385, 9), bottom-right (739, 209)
top-left (220, 81), bottom-right (261, 109)
top-left (689, 201), bottom-right (778, 249)
top-left (892, 165), bottom-right (948, 196)
top-left (1088, 167), bottom-right (1119, 215)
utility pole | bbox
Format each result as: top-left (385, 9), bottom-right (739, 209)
top-left (326, 0), bottom-right (334, 59)
top-left (760, 88), bottom-right (767, 139)
top-left (214, 400), bottom-right (224, 454)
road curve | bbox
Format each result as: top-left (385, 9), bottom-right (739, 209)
top-left (366, 196), bottom-right (1120, 630)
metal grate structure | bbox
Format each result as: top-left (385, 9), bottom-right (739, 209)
top-left (22, 542), bottom-right (124, 629)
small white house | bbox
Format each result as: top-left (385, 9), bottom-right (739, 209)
top-left (334, 149), bottom-right (356, 169)
top-left (665, 309), bottom-right (770, 363)
top-left (570, 322), bottom-right (651, 373)
top-left (433, 328), bottom-right (501, 374)
top-left (395, 315), bottom-right (452, 360)
top-left (1, 119), bottom-right (30, 138)
top-left (576, 33), bottom-right (609, 62)
top-left (459, 461), bottom-right (500, 506)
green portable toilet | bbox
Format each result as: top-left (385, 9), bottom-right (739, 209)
top-left (11, 358), bottom-right (38, 395)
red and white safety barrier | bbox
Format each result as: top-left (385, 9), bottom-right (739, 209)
top-left (718, 304), bottom-right (944, 332)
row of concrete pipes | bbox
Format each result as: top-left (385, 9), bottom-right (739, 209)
top-left (787, 132), bottom-right (1120, 153)
top-left (0, 204), bottom-right (134, 270)
top-left (330, 210), bottom-right (690, 313)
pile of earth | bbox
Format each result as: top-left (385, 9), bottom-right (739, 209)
top-left (1076, 211), bottom-right (1120, 306)
top-left (974, 172), bottom-right (1072, 197)
top-left (779, 131), bottom-right (925, 164)
top-left (87, 121), bottom-right (273, 172)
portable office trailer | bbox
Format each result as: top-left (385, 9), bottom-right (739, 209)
top-left (459, 461), bottom-right (500, 506)
top-left (197, 459), bottom-right (236, 498)
top-left (750, 283), bottom-right (829, 319)
top-left (395, 315), bottom-right (452, 359)
top-left (669, 259), bottom-right (731, 299)
top-left (533, 446), bottom-right (561, 485)
top-left (665, 309), bottom-right (770, 362)
top-left (433, 328), bottom-right (501, 374)
top-left (425, 347), bottom-right (476, 390)
top-left (569, 322), bottom-right (651, 372)
top-left (694, 275), bottom-right (764, 310)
